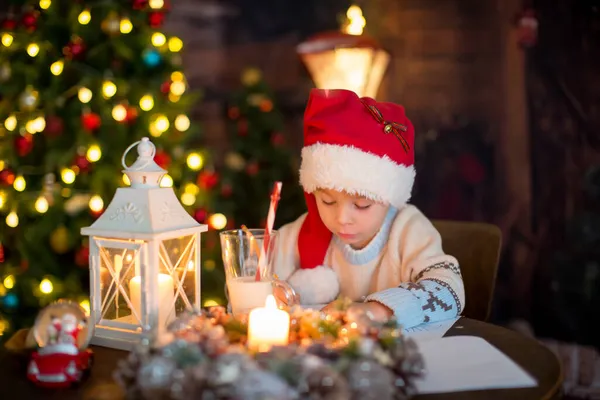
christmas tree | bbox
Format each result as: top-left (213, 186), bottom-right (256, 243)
top-left (0, 0), bottom-right (214, 340)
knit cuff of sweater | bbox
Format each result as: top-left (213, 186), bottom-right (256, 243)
top-left (365, 287), bottom-right (424, 329)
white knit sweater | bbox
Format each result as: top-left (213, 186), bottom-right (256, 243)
top-left (274, 205), bottom-right (465, 329)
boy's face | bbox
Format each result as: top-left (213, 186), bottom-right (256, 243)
top-left (314, 188), bottom-right (389, 250)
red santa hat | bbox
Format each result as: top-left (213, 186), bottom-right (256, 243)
top-left (288, 89), bottom-right (415, 305)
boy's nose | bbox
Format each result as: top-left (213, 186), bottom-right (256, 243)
top-left (336, 205), bottom-right (353, 225)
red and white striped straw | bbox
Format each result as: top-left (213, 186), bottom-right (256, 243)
top-left (256, 181), bottom-right (282, 281)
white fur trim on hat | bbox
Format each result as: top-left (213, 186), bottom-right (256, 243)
top-left (287, 266), bottom-right (340, 305)
top-left (299, 143), bottom-right (415, 209)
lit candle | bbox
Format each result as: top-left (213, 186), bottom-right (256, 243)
top-left (129, 273), bottom-right (175, 327)
top-left (247, 294), bottom-right (290, 352)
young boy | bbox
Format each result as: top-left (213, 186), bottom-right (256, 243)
top-left (274, 88), bottom-right (465, 329)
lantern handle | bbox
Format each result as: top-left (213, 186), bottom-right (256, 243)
top-left (121, 137), bottom-right (156, 171)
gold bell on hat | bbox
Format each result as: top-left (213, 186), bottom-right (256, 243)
top-left (384, 124), bottom-right (393, 134)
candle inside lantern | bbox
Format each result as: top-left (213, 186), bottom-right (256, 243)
top-left (247, 294), bottom-right (290, 352)
top-left (129, 273), bottom-right (175, 327)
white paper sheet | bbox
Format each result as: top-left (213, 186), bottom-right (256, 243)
top-left (403, 317), bottom-right (459, 342)
top-left (414, 336), bottom-right (538, 394)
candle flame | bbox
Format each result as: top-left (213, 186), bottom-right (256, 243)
top-left (343, 5), bottom-right (366, 35)
top-left (265, 294), bottom-right (277, 309)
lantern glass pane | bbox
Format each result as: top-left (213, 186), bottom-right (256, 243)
top-left (158, 234), bottom-right (197, 321)
top-left (98, 244), bottom-right (142, 327)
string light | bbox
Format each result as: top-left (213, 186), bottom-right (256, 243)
top-left (0, 191), bottom-right (5, 209)
top-left (102, 81), bottom-right (117, 98)
top-left (209, 213), bottom-right (227, 230)
top-left (1, 33), bottom-right (13, 47)
top-left (174, 114), bottom-right (190, 131)
top-left (139, 94), bottom-right (154, 111)
top-left (149, 0), bottom-right (164, 9)
top-left (35, 196), bottom-right (49, 213)
top-left (50, 60), bottom-right (64, 76)
top-left (154, 115), bottom-right (169, 132)
top-left (168, 37), bottom-right (183, 52)
top-left (61, 168), bottom-right (76, 184)
top-left (112, 104), bottom-right (127, 122)
top-left (120, 18), bottom-right (133, 34)
top-left (3, 275), bottom-right (15, 289)
top-left (78, 10), bottom-right (91, 25)
top-left (6, 212), bottom-right (18, 228)
top-left (151, 32), bottom-right (166, 47)
top-left (39, 0), bottom-right (51, 9)
top-left (78, 87), bottom-right (92, 103)
top-left (39, 278), bottom-right (53, 294)
top-left (186, 153), bottom-right (203, 170)
top-left (86, 144), bottom-right (102, 162)
top-left (184, 183), bottom-right (200, 195)
top-left (171, 71), bottom-right (184, 82)
top-left (181, 192), bottom-right (196, 206)
top-left (122, 173), bottom-right (131, 186)
top-left (26, 116), bottom-right (45, 133)
top-left (170, 81), bottom-right (186, 96)
top-left (89, 195), bottom-right (104, 212)
top-left (27, 43), bottom-right (40, 57)
top-left (4, 115), bottom-right (17, 131)
top-left (160, 174), bottom-right (173, 188)
top-left (13, 176), bottom-right (26, 192)
top-left (344, 5), bottom-right (366, 35)
top-left (79, 299), bottom-right (90, 315)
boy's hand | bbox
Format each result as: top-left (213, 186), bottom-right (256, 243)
top-left (321, 301), bottom-right (392, 322)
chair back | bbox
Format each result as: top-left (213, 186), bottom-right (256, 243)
top-left (431, 220), bottom-right (502, 321)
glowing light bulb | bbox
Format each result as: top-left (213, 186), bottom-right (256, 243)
top-left (184, 183), bottom-right (200, 195)
top-left (102, 81), bottom-right (117, 98)
top-left (26, 116), bottom-right (45, 133)
top-left (181, 192), bottom-right (196, 206)
top-left (168, 37), bottom-right (183, 52)
top-left (79, 299), bottom-right (90, 315)
top-left (2, 33), bottom-right (14, 47)
top-left (6, 212), bottom-right (18, 228)
top-left (209, 213), bottom-right (227, 230)
top-left (174, 114), bottom-right (190, 131)
top-left (154, 115), bottom-right (169, 132)
top-left (39, 278), bottom-right (53, 294)
top-left (120, 18), bottom-right (133, 34)
top-left (151, 32), bottom-right (166, 47)
top-left (170, 81), bottom-right (186, 96)
top-left (0, 192), bottom-right (5, 209)
top-left (50, 60), bottom-right (64, 76)
top-left (171, 71), bottom-right (184, 82)
top-left (35, 196), bottom-right (49, 213)
top-left (3, 275), bottom-right (15, 289)
top-left (123, 173), bottom-right (131, 186)
top-left (186, 153), bottom-right (203, 171)
top-left (160, 174), bottom-right (173, 188)
top-left (89, 195), bottom-right (103, 212)
top-left (78, 87), bottom-right (92, 103)
top-left (61, 168), bottom-right (76, 184)
top-left (4, 115), bottom-right (17, 131)
top-left (149, 0), bottom-right (164, 9)
top-left (139, 94), bottom-right (154, 111)
top-left (86, 144), bottom-right (101, 162)
top-left (112, 104), bottom-right (127, 121)
top-left (203, 299), bottom-right (219, 307)
top-left (78, 10), bottom-right (91, 25)
top-left (13, 176), bottom-right (26, 192)
top-left (27, 43), bottom-right (40, 57)
top-left (39, 0), bottom-right (51, 9)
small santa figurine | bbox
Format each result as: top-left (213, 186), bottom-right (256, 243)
top-left (58, 313), bottom-right (82, 346)
top-left (47, 316), bottom-right (61, 345)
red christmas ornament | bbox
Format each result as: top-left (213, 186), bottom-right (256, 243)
top-left (74, 154), bottom-right (91, 172)
top-left (63, 37), bottom-right (86, 60)
top-left (0, 243), bottom-right (4, 263)
top-left (75, 246), bottom-right (89, 268)
top-left (271, 132), bottom-right (285, 146)
top-left (43, 115), bottom-right (64, 138)
top-left (237, 119), bottom-right (248, 136)
top-left (0, 168), bottom-right (15, 186)
top-left (15, 134), bottom-right (34, 157)
top-left (81, 112), bottom-right (101, 132)
top-left (21, 12), bottom-right (37, 31)
top-left (148, 12), bottom-right (165, 28)
top-left (516, 9), bottom-right (538, 48)
top-left (197, 171), bottom-right (219, 190)
top-left (228, 107), bottom-right (240, 120)
top-left (153, 150), bottom-right (171, 169)
top-left (245, 161), bottom-right (259, 176)
top-left (1, 17), bottom-right (17, 30)
top-left (160, 80), bottom-right (171, 95)
top-left (126, 106), bottom-right (138, 123)
top-left (132, 0), bottom-right (147, 10)
top-left (220, 184), bottom-right (233, 198)
top-left (193, 208), bottom-right (208, 223)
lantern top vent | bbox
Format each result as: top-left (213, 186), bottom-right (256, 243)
top-left (122, 137), bottom-right (166, 189)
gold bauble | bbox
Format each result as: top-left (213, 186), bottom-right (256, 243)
top-left (101, 12), bottom-right (121, 35)
top-left (50, 225), bottom-right (72, 254)
top-left (19, 86), bottom-right (40, 111)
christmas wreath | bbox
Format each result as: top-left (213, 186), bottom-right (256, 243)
top-left (114, 299), bottom-right (425, 399)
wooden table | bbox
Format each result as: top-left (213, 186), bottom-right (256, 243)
top-left (0, 318), bottom-right (562, 400)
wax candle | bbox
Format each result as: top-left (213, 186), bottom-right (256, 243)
top-left (129, 273), bottom-right (175, 327)
top-left (247, 294), bottom-right (290, 352)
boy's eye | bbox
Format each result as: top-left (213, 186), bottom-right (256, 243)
top-left (354, 203), bottom-right (372, 210)
top-left (321, 199), bottom-right (336, 206)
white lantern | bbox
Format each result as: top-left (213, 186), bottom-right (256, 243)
top-left (81, 137), bottom-right (208, 350)
top-left (296, 5), bottom-right (390, 99)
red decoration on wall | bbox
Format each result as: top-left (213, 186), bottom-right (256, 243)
top-left (74, 154), bottom-right (91, 173)
top-left (15, 134), bottom-right (34, 157)
top-left (21, 12), bottom-right (38, 31)
top-left (197, 171), bottom-right (219, 190)
top-left (81, 112), bottom-right (101, 132)
top-left (153, 150), bottom-right (171, 169)
top-left (63, 37), bottom-right (86, 60)
top-left (148, 12), bottom-right (165, 28)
